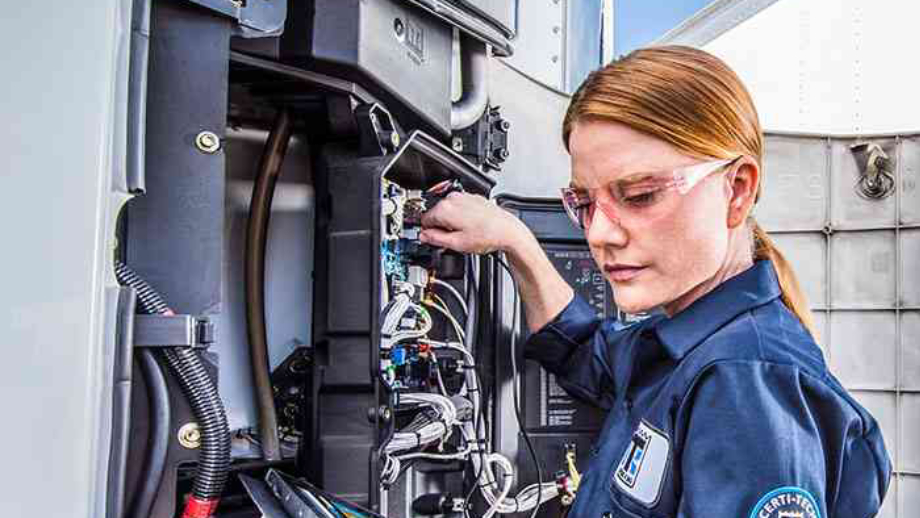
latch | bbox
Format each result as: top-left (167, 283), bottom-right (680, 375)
top-left (850, 142), bottom-right (895, 200)
top-left (133, 314), bottom-right (215, 349)
top-left (356, 103), bottom-right (401, 157)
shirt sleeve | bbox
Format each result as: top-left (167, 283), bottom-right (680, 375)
top-left (522, 294), bottom-right (622, 409)
top-left (677, 360), bottom-right (891, 518)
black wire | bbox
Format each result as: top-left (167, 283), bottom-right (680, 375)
top-left (464, 256), bottom-right (488, 510)
top-left (127, 350), bottom-right (170, 518)
top-left (494, 255), bottom-right (544, 518)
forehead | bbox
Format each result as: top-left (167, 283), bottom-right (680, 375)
top-left (568, 120), bottom-right (696, 187)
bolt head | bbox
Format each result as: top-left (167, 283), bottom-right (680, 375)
top-left (451, 137), bottom-right (464, 152)
top-left (178, 422), bottom-right (202, 449)
top-left (195, 131), bottom-right (221, 154)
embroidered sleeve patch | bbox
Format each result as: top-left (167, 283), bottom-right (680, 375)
top-left (749, 487), bottom-right (822, 518)
top-left (614, 420), bottom-right (669, 506)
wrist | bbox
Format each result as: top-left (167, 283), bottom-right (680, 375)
top-left (500, 217), bottom-right (538, 257)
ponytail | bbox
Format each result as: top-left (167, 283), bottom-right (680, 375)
top-left (751, 219), bottom-right (817, 340)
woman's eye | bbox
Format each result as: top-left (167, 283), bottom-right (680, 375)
top-left (621, 189), bottom-right (662, 207)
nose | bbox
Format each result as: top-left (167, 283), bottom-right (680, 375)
top-left (585, 201), bottom-right (628, 249)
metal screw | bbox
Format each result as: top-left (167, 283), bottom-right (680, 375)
top-left (195, 131), bottom-right (221, 154)
top-left (394, 18), bottom-right (406, 40)
top-left (551, 55), bottom-right (559, 63)
top-left (553, 26), bottom-right (561, 34)
top-left (178, 422), bottom-right (202, 449)
top-left (390, 131), bottom-right (401, 149)
top-left (451, 137), bottom-right (464, 152)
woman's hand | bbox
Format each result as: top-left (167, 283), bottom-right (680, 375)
top-left (419, 192), bottom-right (529, 255)
top-left (421, 191), bottom-right (573, 331)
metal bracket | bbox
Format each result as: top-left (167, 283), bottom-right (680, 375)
top-left (133, 314), bottom-right (215, 348)
top-left (356, 104), bottom-right (402, 157)
top-left (452, 105), bottom-right (509, 172)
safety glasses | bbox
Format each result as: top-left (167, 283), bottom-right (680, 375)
top-left (560, 158), bottom-right (738, 230)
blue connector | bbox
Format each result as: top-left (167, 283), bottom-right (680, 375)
top-left (392, 347), bottom-right (406, 366)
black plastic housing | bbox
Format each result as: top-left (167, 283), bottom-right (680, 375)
top-left (310, 133), bottom-right (494, 507)
top-left (283, 0), bottom-right (454, 136)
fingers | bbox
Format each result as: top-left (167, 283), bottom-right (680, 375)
top-left (419, 227), bottom-right (466, 252)
top-left (420, 191), bottom-right (476, 230)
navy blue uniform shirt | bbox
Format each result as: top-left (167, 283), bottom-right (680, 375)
top-left (524, 260), bottom-right (891, 518)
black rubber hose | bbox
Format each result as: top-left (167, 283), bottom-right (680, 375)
top-left (464, 256), bottom-right (478, 353)
top-left (244, 109), bottom-right (293, 461)
top-left (114, 261), bottom-right (232, 504)
top-left (127, 349), bottom-right (171, 518)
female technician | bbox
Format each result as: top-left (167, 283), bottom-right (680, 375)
top-left (420, 47), bottom-right (891, 518)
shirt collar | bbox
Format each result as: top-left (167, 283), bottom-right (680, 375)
top-left (652, 260), bottom-right (782, 360)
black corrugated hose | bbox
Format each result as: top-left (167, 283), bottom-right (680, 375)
top-left (114, 261), bottom-right (231, 518)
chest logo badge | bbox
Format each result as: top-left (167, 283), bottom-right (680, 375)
top-left (749, 487), bottom-right (821, 518)
top-left (613, 420), bottom-right (670, 507)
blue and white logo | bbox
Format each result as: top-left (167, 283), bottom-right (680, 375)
top-left (614, 420), bottom-right (669, 507)
top-left (749, 487), bottom-right (821, 518)
top-left (617, 430), bottom-right (648, 488)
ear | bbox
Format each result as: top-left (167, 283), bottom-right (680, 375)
top-left (725, 157), bottom-right (759, 229)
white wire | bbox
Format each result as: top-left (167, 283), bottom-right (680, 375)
top-left (384, 393), bottom-right (457, 453)
top-left (427, 350), bottom-right (450, 396)
top-left (381, 292), bottom-right (433, 350)
top-left (378, 264), bottom-right (560, 514)
top-left (424, 298), bottom-right (466, 342)
top-left (430, 279), bottom-right (468, 316)
top-left (397, 447), bottom-right (472, 462)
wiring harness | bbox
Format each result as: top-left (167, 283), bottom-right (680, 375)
top-left (376, 181), bottom-right (559, 518)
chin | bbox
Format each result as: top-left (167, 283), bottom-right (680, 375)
top-left (611, 288), bottom-right (660, 315)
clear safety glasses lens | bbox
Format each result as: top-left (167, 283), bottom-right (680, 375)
top-left (560, 159), bottom-right (736, 231)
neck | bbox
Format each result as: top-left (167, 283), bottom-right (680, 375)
top-left (662, 228), bottom-right (754, 317)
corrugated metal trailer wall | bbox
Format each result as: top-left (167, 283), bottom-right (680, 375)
top-left (758, 132), bottom-right (919, 517)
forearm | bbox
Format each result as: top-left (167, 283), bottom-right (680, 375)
top-left (503, 220), bottom-right (574, 333)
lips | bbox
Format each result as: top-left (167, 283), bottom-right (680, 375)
top-left (603, 264), bottom-right (646, 282)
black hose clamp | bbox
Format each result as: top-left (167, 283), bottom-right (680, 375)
top-left (133, 314), bottom-right (215, 349)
